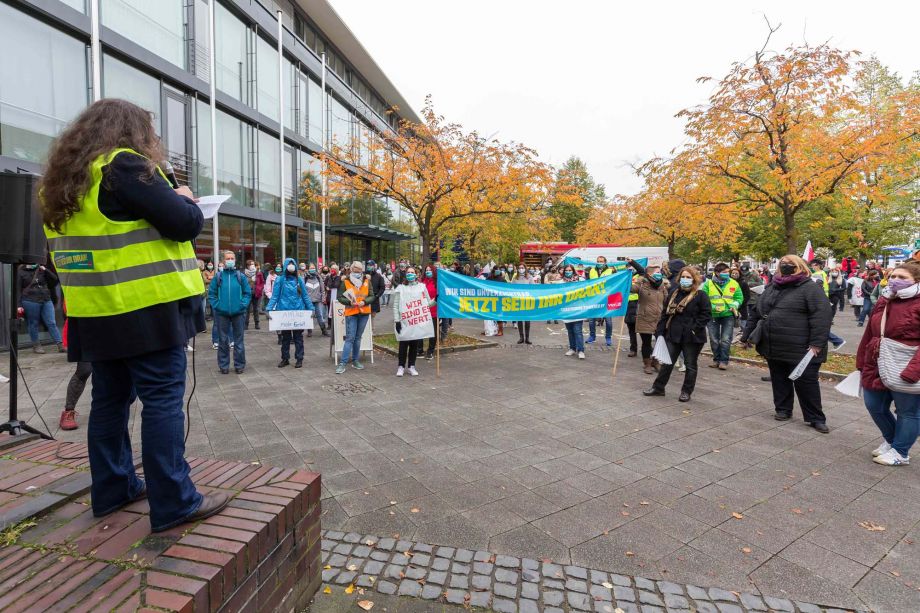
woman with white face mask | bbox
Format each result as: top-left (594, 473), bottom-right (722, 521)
top-left (335, 261), bottom-right (376, 374)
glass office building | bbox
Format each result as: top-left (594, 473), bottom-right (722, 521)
top-left (0, 0), bottom-right (420, 271)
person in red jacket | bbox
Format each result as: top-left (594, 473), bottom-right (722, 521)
top-left (856, 260), bottom-right (920, 466)
top-left (421, 265), bottom-right (443, 360)
top-left (243, 259), bottom-right (264, 330)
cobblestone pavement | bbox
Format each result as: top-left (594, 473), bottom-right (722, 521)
top-left (7, 316), bottom-right (920, 612)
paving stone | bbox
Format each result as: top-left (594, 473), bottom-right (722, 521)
top-left (545, 608), bottom-right (564, 613)
top-left (543, 562), bottom-right (564, 578)
top-left (411, 553), bottom-right (430, 566)
top-left (565, 578), bottom-right (588, 593)
top-left (616, 603), bottom-right (641, 613)
top-left (565, 565), bottom-right (588, 579)
top-left (432, 557), bottom-right (450, 571)
top-left (421, 584), bottom-right (442, 600)
top-left (427, 571), bottom-right (447, 585)
top-left (795, 603), bottom-right (821, 613)
top-left (495, 568), bottom-right (519, 585)
top-left (452, 562), bottom-right (471, 575)
top-left (522, 558), bottom-right (540, 571)
top-left (384, 565), bottom-right (404, 580)
top-left (494, 582), bottom-right (517, 599)
top-left (715, 604), bottom-right (743, 613)
top-left (352, 545), bottom-right (372, 557)
top-left (640, 606), bottom-right (665, 613)
top-left (568, 591), bottom-right (592, 610)
top-left (404, 566), bottom-right (425, 580)
top-left (398, 579), bottom-right (422, 597)
top-left (544, 579), bottom-right (564, 590)
top-left (455, 549), bottom-right (474, 563)
top-left (519, 599), bottom-right (539, 613)
top-left (396, 539), bottom-right (413, 551)
top-left (763, 597), bottom-right (794, 611)
top-left (694, 603), bottom-right (719, 613)
top-left (611, 573), bottom-right (632, 586)
top-left (590, 569), bottom-right (609, 584)
top-left (321, 569), bottom-right (338, 582)
top-left (687, 585), bottom-right (709, 600)
top-left (344, 532), bottom-right (361, 543)
top-left (708, 588), bottom-right (738, 602)
top-left (543, 590), bottom-right (564, 606)
top-left (450, 574), bottom-right (469, 589)
top-left (346, 557), bottom-right (365, 569)
top-left (521, 582), bottom-right (539, 599)
top-left (414, 543), bottom-right (433, 553)
top-left (445, 589), bottom-right (467, 605)
top-left (664, 593), bottom-right (690, 609)
top-left (590, 583), bottom-right (613, 600)
top-left (739, 593), bottom-right (767, 610)
top-left (436, 546), bottom-right (456, 558)
top-left (334, 571), bottom-right (356, 584)
top-left (377, 580), bottom-right (397, 595)
top-left (522, 569), bottom-right (540, 583)
top-left (496, 554), bottom-right (520, 568)
top-left (356, 574), bottom-right (375, 588)
top-left (635, 576), bottom-right (656, 591)
top-left (470, 591), bottom-right (492, 609)
top-left (493, 598), bottom-right (517, 613)
top-left (658, 581), bottom-right (684, 594)
top-left (370, 550), bottom-right (390, 562)
top-left (327, 530), bottom-right (345, 539)
top-left (391, 553), bottom-right (410, 565)
top-left (471, 574), bottom-right (491, 590)
top-left (473, 561), bottom-right (494, 575)
top-left (376, 537), bottom-right (395, 550)
top-left (322, 539), bottom-right (336, 550)
top-left (615, 586), bottom-right (637, 601)
top-left (328, 553), bottom-right (347, 567)
top-left (364, 560), bottom-right (384, 575)
top-left (639, 591), bottom-right (664, 606)
top-left (474, 550), bottom-right (491, 562)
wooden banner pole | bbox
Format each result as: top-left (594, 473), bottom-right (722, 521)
top-left (436, 318), bottom-right (441, 377)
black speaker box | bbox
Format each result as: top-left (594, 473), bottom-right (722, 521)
top-left (0, 171), bottom-right (46, 264)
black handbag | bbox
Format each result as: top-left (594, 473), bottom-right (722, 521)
top-left (747, 287), bottom-right (792, 345)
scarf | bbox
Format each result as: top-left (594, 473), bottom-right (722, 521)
top-left (665, 289), bottom-right (697, 316)
top-left (772, 272), bottom-right (808, 286)
top-left (244, 268), bottom-right (256, 279)
top-left (349, 273), bottom-right (364, 287)
top-left (882, 281), bottom-right (920, 300)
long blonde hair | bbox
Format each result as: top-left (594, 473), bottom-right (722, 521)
top-left (780, 255), bottom-right (811, 276)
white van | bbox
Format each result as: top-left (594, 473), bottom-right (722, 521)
top-left (560, 246), bottom-right (670, 269)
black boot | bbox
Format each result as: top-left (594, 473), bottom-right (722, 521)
top-left (307, 329), bottom-right (313, 337)
top-left (278, 359), bottom-right (289, 368)
top-left (295, 359), bottom-right (303, 368)
top-left (642, 387), bottom-right (665, 397)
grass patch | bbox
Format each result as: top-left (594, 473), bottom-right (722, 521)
top-left (374, 332), bottom-right (487, 351)
top-left (722, 345), bottom-right (856, 373)
top-left (0, 519), bottom-right (37, 547)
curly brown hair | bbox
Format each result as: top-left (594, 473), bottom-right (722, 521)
top-left (40, 99), bottom-right (165, 232)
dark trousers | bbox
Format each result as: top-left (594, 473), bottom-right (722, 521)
top-left (426, 320), bottom-right (449, 355)
top-left (640, 333), bottom-right (654, 360)
top-left (245, 296), bottom-right (260, 328)
top-left (767, 359), bottom-right (826, 424)
top-left (89, 345), bottom-right (201, 531)
top-left (398, 339), bottom-right (418, 367)
top-left (829, 293), bottom-right (845, 314)
top-left (626, 320), bottom-right (637, 352)
top-left (517, 321), bottom-right (531, 341)
top-left (65, 361), bottom-right (93, 410)
top-left (281, 330), bottom-right (304, 361)
top-left (652, 340), bottom-right (703, 394)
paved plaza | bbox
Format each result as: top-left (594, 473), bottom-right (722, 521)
top-left (4, 314), bottom-right (919, 612)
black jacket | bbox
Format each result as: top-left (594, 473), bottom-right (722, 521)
top-left (368, 271), bottom-right (386, 313)
top-left (655, 287), bottom-right (711, 345)
top-left (18, 266), bottom-right (58, 303)
top-left (742, 277), bottom-right (832, 364)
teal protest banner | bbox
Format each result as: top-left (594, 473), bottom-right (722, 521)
top-left (437, 269), bottom-right (632, 322)
top-left (562, 257), bottom-right (647, 269)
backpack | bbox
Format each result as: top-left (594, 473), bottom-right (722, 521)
top-left (216, 270), bottom-right (244, 289)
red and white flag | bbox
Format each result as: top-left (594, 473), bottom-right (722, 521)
top-left (802, 240), bottom-right (814, 262)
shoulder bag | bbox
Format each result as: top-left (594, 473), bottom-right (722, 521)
top-left (746, 286), bottom-right (793, 345)
top-left (877, 305), bottom-right (920, 394)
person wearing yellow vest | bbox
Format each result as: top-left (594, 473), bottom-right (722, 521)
top-left (700, 262), bottom-right (743, 369)
top-left (40, 99), bottom-right (229, 531)
top-left (587, 256), bottom-right (614, 346)
top-left (809, 258), bottom-right (847, 350)
top-left (336, 260), bottom-right (377, 374)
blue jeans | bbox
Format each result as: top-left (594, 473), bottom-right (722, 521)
top-left (89, 344), bottom-right (202, 531)
top-left (828, 330), bottom-right (844, 346)
top-left (565, 321), bottom-right (585, 352)
top-left (216, 313), bottom-right (245, 370)
top-left (312, 301), bottom-right (327, 331)
top-left (588, 317), bottom-right (613, 340)
top-left (864, 388), bottom-right (920, 457)
top-left (21, 299), bottom-right (62, 344)
top-left (707, 315), bottom-right (734, 364)
top-left (858, 300), bottom-right (874, 324)
top-left (341, 314), bottom-right (369, 364)
top-left (211, 319), bottom-right (219, 344)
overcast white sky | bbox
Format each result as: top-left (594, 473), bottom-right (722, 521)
top-left (328, 0), bottom-right (918, 196)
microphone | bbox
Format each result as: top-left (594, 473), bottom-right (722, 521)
top-left (163, 160), bottom-right (179, 189)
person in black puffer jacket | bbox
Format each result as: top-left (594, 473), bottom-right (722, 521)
top-left (742, 254), bottom-right (832, 432)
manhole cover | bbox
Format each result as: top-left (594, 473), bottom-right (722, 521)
top-left (323, 381), bottom-right (380, 396)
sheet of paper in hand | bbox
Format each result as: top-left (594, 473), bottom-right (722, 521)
top-left (395, 284), bottom-right (434, 341)
top-left (196, 194), bottom-right (231, 219)
top-left (268, 309), bottom-right (313, 331)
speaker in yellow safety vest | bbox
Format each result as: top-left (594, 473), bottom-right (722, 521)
top-left (44, 148), bottom-right (203, 318)
top-left (702, 278), bottom-right (742, 317)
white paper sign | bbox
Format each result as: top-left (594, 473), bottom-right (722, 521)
top-left (652, 335), bottom-right (673, 365)
top-left (332, 300), bottom-right (373, 360)
top-left (788, 351), bottom-right (815, 380)
top-left (196, 194), bottom-right (231, 219)
top-left (835, 371), bottom-right (862, 397)
top-left (268, 309), bottom-right (313, 331)
top-left (394, 284), bottom-right (434, 341)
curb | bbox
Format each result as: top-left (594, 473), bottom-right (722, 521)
top-left (701, 351), bottom-right (848, 382)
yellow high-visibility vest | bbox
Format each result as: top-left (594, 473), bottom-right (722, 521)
top-left (44, 148), bottom-right (202, 317)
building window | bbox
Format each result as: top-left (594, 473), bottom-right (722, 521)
top-left (0, 4), bottom-right (88, 163)
top-left (256, 36), bottom-right (279, 122)
top-left (254, 221), bottom-right (281, 267)
top-left (102, 0), bottom-right (186, 69)
top-left (257, 130), bottom-right (281, 212)
top-left (102, 54), bottom-right (162, 131)
top-left (215, 3), bottom-right (251, 105)
top-left (193, 98), bottom-right (213, 196)
top-left (283, 58), bottom-right (295, 132)
top-left (191, 0), bottom-right (211, 82)
top-left (216, 110), bottom-right (253, 207)
top-left (61, 0), bottom-right (87, 13)
top-left (308, 77), bottom-right (323, 144)
top-left (298, 150), bottom-right (321, 222)
top-left (329, 95), bottom-right (352, 151)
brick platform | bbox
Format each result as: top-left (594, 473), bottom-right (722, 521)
top-left (0, 435), bottom-right (322, 612)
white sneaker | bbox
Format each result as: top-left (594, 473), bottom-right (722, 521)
top-left (678, 364), bottom-right (687, 372)
top-left (230, 341), bottom-right (235, 348)
top-left (396, 366), bottom-right (405, 377)
top-left (408, 366), bottom-right (419, 376)
top-left (872, 441), bottom-right (892, 457)
top-left (185, 345), bottom-right (194, 352)
top-left (565, 349), bottom-right (576, 356)
top-left (577, 351), bottom-right (586, 359)
top-left (873, 448), bottom-right (909, 466)
top-left (832, 340), bottom-right (846, 352)
top-left (212, 343), bottom-right (219, 350)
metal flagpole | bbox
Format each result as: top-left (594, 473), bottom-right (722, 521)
top-left (277, 11), bottom-right (286, 260)
top-left (612, 316), bottom-right (626, 379)
top-left (320, 52), bottom-right (327, 266)
top-left (208, 0), bottom-right (219, 262)
top-left (89, 0), bottom-right (101, 100)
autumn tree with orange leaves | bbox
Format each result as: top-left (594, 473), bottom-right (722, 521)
top-left (316, 98), bottom-right (553, 267)
top-left (670, 25), bottom-right (919, 254)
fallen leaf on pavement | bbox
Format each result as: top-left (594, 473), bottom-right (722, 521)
top-left (621, 511), bottom-right (630, 517)
top-left (323, 565), bottom-right (332, 570)
top-left (732, 512), bottom-right (744, 519)
top-left (345, 584), bottom-right (355, 595)
top-left (323, 587), bottom-right (331, 594)
top-left (891, 571), bottom-right (900, 577)
top-left (347, 564), bottom-right (358, 571)
top-left (389, 500), bottom-right (397, 505)
top-left (791, 508), bottom-right (804, 514)
top-left (741, 547), bottom-right (752, 554)
top-left (858, 521), bottom-right (886, 532)
top-left (410, 508), bottom-right (420, 513)
top-left (602, 581), bottom-right (614, 589)
top-left (625, 551), bottom-right (634, 556)
top-left (640, 501), bottom-right (650, 506)
top-left (357, 600), bottom-right (374, 611)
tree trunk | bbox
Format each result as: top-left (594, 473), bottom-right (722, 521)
top-left (420, 231), bottom-right (432, 269)
top-left (667, 233), bottom-right (676, 260)
top-left (783, 205), bottom-right (797, 255)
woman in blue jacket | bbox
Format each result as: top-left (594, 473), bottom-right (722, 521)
top-left (267, 258), bottom-right (314, 368)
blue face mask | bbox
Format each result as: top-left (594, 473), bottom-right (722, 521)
top-left (368, 266), bottom-right (375, 273)
top-left (652, 273), bottom-right (663, 282)
top-left (718, 272), bottom-right (730, 281)
top-left (274, 267), bottom-right (281, 273)
top-left (564, 271), bottom-right (574, 278)
top-left (679, 278), bottom-right (692, 289)
top-left (425, 271), bottom-right (433, 278)
top-left (406, 273), bottom-right (417, 282)
top-left (225, 260), bottom-right (235, 270)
